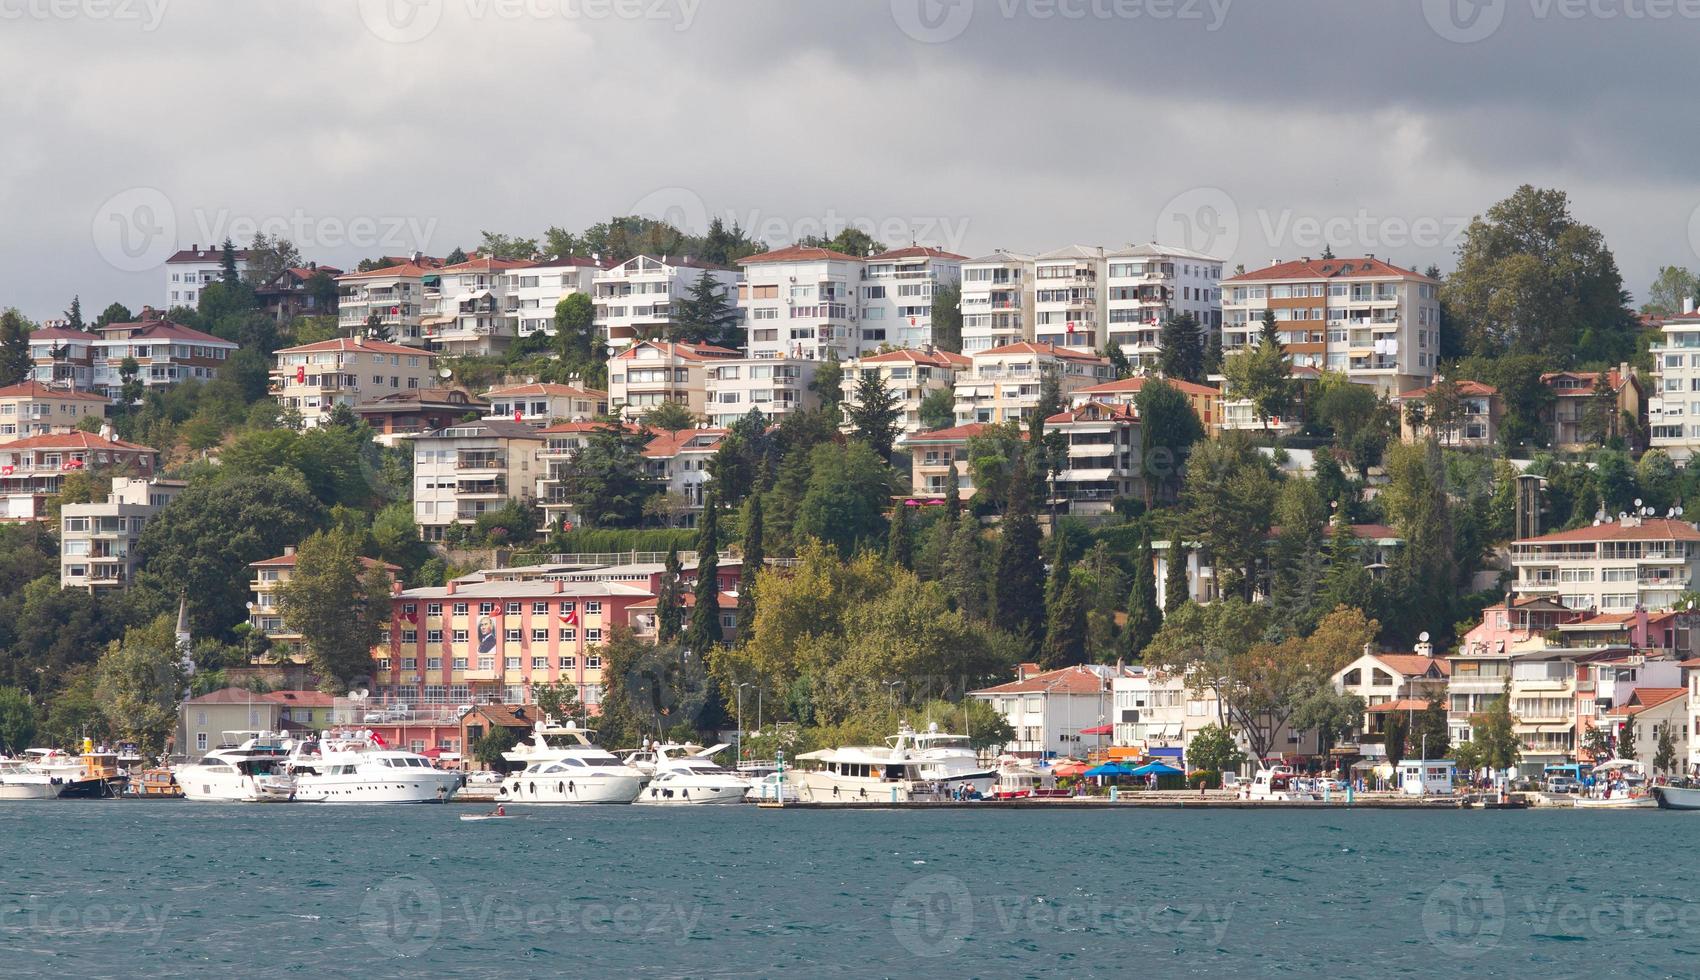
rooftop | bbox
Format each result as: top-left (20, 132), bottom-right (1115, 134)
top-left (1224, 256), bottom-right (1434, 283)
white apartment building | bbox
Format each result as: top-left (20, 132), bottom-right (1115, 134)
top-left (412, 420), bottom-right (544, 541)
top-left (608, 340), bottom-right (743, 420)
top-left (1648, 306), bottom-right (1700, 460)
top-left (482, 383), bottom-right (606, 424)
top-left (954, 342), bottom-right (1112, 425)
top-left (641, 427), bottom-right (727, 527)
top-left (1104, 243), bottom-right (1224, 365)
top-left (703, 357), bottom-right (818, 428)
top-left (860, 247), bottom-right (964, 349)
top-left (535, 421), bottom-right (603, 531)
top-left (972, 663), bottom-right (1138, 760)
top-left (271, 338), bottom-right (436, 429)
top-left (840, 347), bottom-right (970, 439)
top-left (737, 245), bottom-right (866, 361)
top-left (1033, 245), bottom-right (1105, 352)
top-left (1221, 256), bottom-right (1439, 394)
top-left (594, 255), bottom-right (739, 351)
top-left (1509, 516), bottom-right (1700, 613)
top-left (960, 250), bottom-right (1035, 354)
top-left (165, 245), bottom-right (250, 309)
top-left (60, 477), bottom-right (185, 592)
top-left (337, 262), bottom-right (431, 347)
top-left (1043, 400), bottom-right (1143, 514)
top-left (422, 257), bottom-right (529, 356)
top-left (906, 422), bottom-right (988, 499)
top-left (505, 256), bottom-right (603, 338)
top-left (28, 327), bottom-right (97, 392)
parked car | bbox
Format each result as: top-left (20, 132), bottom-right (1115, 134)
top-left (467, 770), bottom-right (504, 785)
top-left (1220, 773), bottom-right (1243, 789)
top-left (1545, 776), bottom-right (1580, 794)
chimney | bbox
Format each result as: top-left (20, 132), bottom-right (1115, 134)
top-left (445, 580), bottom-right (457, 595)
top-left (1416, 636), bottom-right (1434, 657)
top-left (553, 580), bottom-right (563, 594)
top-left (391, 580), bottom-right (403, 597)
top-left (283, 546), bottom-right (296, 557)
top-left (1685, 297), bottom-right (1696, 316)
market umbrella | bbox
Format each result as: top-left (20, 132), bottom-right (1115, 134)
top-left (1078, 724), bottom-right (1113, 736)
top-left (1127, 762), bottom-right (1182, 777)
top-left (1050, 760), bottom-right (1090, 777)
top-left (1083, 762), bottom-right (1136, 777)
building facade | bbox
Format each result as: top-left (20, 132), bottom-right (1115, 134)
top-left (92, 318), bottom-right (238, 400)
top-left (337, 263), bottom-right (431, 347)
top-left (960, 250), bottom-right (1035, 354)
top-left (0, 432), bottom-right (160, 522)
top-left (595, 255), bottom-right (739, 351)
top-left (482, 383), bottom-right (607, 424)
top-left (607, 340), bottom-right (742, 420)
top-left (165, 245), bottom-right (251, 310)
top-left (703, 357), bottom-right (818, 427)
top-left (271, 338), bottom-right (436, 428)
top-left (737, 245), bottom-right (865, 361)
top-left (0, 381), bottom-right (107, 441)
top-left (840, 347), bottom-right (970, 440)
top-left (971, 663), bottom-right (1137, 759)
top-left (860, 247), bottom-right (965, 349)
top-left (506, 256), bottom-right (603, 338)
top-left (954, 342), bottom-right (1112, 425)
top-left (1509, 516), bottom-right (1700, 613)
top-left (411, 420), bottom-right (544, 541)
top-left (60, 477), bottom-right (184, 592)
top-left (1104, 244), bottom-right (1224, 365)
top-left (27, 327), bottom-right (97, 392)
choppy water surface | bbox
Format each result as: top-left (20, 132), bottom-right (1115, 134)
top-left (1, 802), bottom-right (1696, 977)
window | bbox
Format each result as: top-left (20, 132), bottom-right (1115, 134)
top-left (504, 628), bottom-right (522, 642)
top-left (427, 602), bottom-right (442, 615)
top-left (452, 602), bottom-right (467, 615)
top-left (586, 601), bottom-right (601, 614)
top-left (196, 733), bottom-right (208, 751)
top-left (532, 601), bottom-right (548, 614)
top-left (427, 629), bottom-right (444, 643)
top-left (559, 628), bottom-right (576, 641)
top-left (587, 629), bottom-right (602, 642)
top-left (451, 629), bottom-right (467, 643)
top-left (532, 628), bottom-right (548, 642)
top-left (587, 655), bottom-right (602, 669)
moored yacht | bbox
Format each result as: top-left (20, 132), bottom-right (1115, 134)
top-left (898, 723), bottom-right (996, 795)
top-left (632, 744), bottom-right (751, 805)
top-left (175, 732), bottom-right (296, 803)
top-left (0, 757), bottom-right (62, 800)
top-left (793, 744), bottom-right (944, 804)
top-left (287, 732), bottom-right (462, 803)
top-left (24, 748), bottom-right (127, 799)
top-left (496, 721), bottom-right (645, 804)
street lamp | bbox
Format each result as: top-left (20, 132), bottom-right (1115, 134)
top-left (736, 682), bottom-right (753, 767)
top-left (883, 679), bottom-right (904, 713)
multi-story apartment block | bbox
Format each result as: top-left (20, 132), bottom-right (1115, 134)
top-left (378, 577), bottom-right (657, 709)
top-left (1103, 243), bottom-right (1224, 365)
top-left (641, 427), bottom-right (727, 527)
top-left (1546, 366), bottom-right (1642, 452)
top-left (27, 327), bottom-right (97, 392)
top-left (595, 255), bottom-right (739, 351)
top-left (59, 477), bottom-right (184, 592)
top-left (954, 342), bottom-right (1112, 425)
top-left (1396, 379), bottom-right (1501, 448)
top-left (271, 338), bottom-right (436, 429)
top-left (337, 262), bottom-right (431, 347)
top-left (607, 340), bottom-right (742, 420)
top-left (1071, 375), bottom-right (1223, 438)
top-left (0, 381), bottom-right (107, 441)
top-left (253, 264), bottom-right (341, 324)
top-left (482, 383), bottom-right (607, 424)
top-left (1042, 400), bottom-right (1143, 514)
top-left (738, 245), bottom-right (865, 361)
top-left (164, 245), bottom-right (251, 309)
top-left (907, 422), bottom-right (1000, 500)
top-left (248, 547), bottom-right (399, 663)
top-left (411, 419), bottom-right (544, 541)
top-left (960, 250), bottom-right (1036, 354)
top-left (703, 357), bottom-right (818, 427)
top-left (1329, 640), bottom-right (1451, 752)
top-left (1650, 308), bottom-right (1700, 459)
top-left (353, 387), bottom-right (488, 444)
top-left (0, 432), bottom-right (161, 522)
top-left (840, 347), bottom-right (970, 440)
top-left (506, 256), bottom-right (603, 338)
top-left (92, 317), bottom-right (238, 400)
top-left (422, 256), bottom-right (530, 356)
top-left (860, 246), bottom-right (964, 349)
top-left (1109, 671), bottom-right (1290, 769)
top-left (1032, 245), bottom-right (1106, 352)
top-left (1509, 516), bottom-right (1700, 613)
top-left (1221, 256), bottom-right (1440, 395)
top-left (535, 421), bottom-right (606, 531)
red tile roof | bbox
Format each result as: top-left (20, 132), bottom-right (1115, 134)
top-left (642, 428), bottom-right (727, 458)
top-left (337, 262), bottom-right (434, 280)
top-left (739, 245), bottom-right (862, 264)
top-left (612, 341), bottom-right (742, 362)
top-left (1542, 370), bottom-right (1627, 396)
top-left (1224, 257), bottom-right (1434, 283)
top-left (26, 327), bottom-right (95, 342)
top-left (866, 246), bottom-right (969, 262)
top-left (264, 690), bottom-right (337, 708)
top-left (97, 320), bottom-right (233, 346)
top-left (1601, 687), bottom-right (1686, 715)
top-left (855, 348), bottom-right (971, 368)
top-left (1046, 401), bottom-right (1138, 425)
top-left (1516, 518), bottom-right (1700, 545)
top-left (275, 337), bottom-right (430, 357)
top-left (250, 552), bottom-right (400, 572)
top-left (166, 248), bottom-right (255, 264)
top-left (1, 432), bottom-right (154, 453)
top-left (1077, 376), bottom-right (1220, 399)
top-left (907, 422), bottom-right (1022, 444)
top-left (0, 381), bottom-right (106, 402)
top-left (1364, 698), bottom-right (1435, 713)
top-left (972, 664), bottom-right (1133, 696)
top-left (538, 421), bottom-right (636, 435)
top-left (628, 590), bottom-right (738, 610)
top-left (436, 256), bottom-right (531, 274)
top-left (1373, 654), bottom-right (1453, 678)
top-left (1398, 380), bottom-right (1497, 400)
top-left (183, 687), bottom-right (278, 705)
top-left (977, 341), bottom-right (1109, 364)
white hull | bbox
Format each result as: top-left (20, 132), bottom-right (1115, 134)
top-left (633, 779), bottom-right (750, 805)
top-left (176, 769), bottom-right (293, 803)
top-left (799, 772), bottom-right (931, 804)
top-left (1653, 785), bottom-right (1700, 810)
top-left (499, 772), bottom-right (643, 804)
top-left (1573, 795), bottom-right (1655, 809)
top-left (0, 779), bottom-right (61, 800)
top-left (293, 772), bottom-right (461, 803)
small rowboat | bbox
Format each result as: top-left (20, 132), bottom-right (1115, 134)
top-left (459, 813), bottom-right (513, 822)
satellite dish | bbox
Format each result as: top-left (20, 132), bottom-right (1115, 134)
top-left (1635, 498), bottom-right (1644, 508)
top-left (1619, 512), bottom-right (1628, 521)
top-left (1593, 519), bottom-right (1601, 526)
top-left (439, 367), bottom-right (453, 380)
top-left (1679, 507), bottom-right (1686, 517)
top-left (1419, 631), bottom-right (1430, 643)
top-left (349, 688), bottom-right (369, 701)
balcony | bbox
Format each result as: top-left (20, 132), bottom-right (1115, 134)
top-left (456, 454), bottom-right (506, 471)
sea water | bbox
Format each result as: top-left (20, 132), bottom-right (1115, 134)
top-left (0, 802), bottom-right (1695, 977)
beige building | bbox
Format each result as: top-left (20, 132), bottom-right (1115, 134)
top-left (906, 422), bottom-right (1004, 500)
top-left (411, 420), bottom-right (545, 541)
top-left (248, 548), bottom-right (399, 663)
top-left (1396, 379), bottom-right (1501, 448)
top-left (703, 356), bottom-right (819, 428)
top-left (607, 340), bottom-right (742, 420)
top-left (840, 347), bottom-right (970, 440)
top-left (0, 381), bottom-right (107, 441)
top-left (336, 262), bottom-right (432, 347)
top-left (954, 342), bottom-right (1111, 425)
top-left (59, 477), bottom-right (185, 592)
top-left (482, 383), bottom-right (607, 425)
top-left (1041, 400), bottom-right (1142, 514)
top-left (271, 338), bottom-right (437, 428)
top-left (1509, 516), bottom-right (1700, 613)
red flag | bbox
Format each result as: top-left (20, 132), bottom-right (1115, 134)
top-left (514, 408), bottom-right (523, 423)
top-left (295, 365), bottom-right (305, 384)
top-left (560, 607), bottom-right (578, 626)
top-left (1, 465), bottom-right (12, 476)
top-left (371, 731), bottom-right (386, 748)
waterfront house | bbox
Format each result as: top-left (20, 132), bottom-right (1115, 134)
top-left (1600, 687), bottom-right (1688, 775)
top-left (971, 663), bottom-right (1138, 760)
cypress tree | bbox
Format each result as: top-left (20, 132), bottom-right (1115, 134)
top-left (657, 547), bottom-right (684, 642)
top-left (887, 501), bottom-right (912, 570)
top-left (946, 519), bottom-right (985, 620)
top-left (687, 490), bottom-right (723, 657)
top-left (1125, 528), bottom-right (1161, 658)
top-left (1163, 541), bottom-right (1190, 615)
top-left (737, 494), bottom-right (763, 642)
top-left (944, 460), bottom-right (962, 523)
top-left (220, 237), bottom-right (241, 287)
top-left (1044, 527), bottom-right (1070, 612)
top-left (994, 463), bottom-right (1045, 656)
top-left (1040, 577), bottom-right (1087, 667)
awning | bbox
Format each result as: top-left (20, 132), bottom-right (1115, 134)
top-left (1084, 762), bottom-right (1136, 777)
top-left (1057, 468), bottom-right (1116, 482)
top-left (1128, 762), bottom-right (1182, 777)
top-left (421, 315), bottom-right (453, 325)
top-left (1079, 723), bottom-right (1113, 736)
top-left (1148, 746), bottom-right (1183, 758)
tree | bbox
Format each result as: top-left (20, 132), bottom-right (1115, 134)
top-left (1321, 506), bottom-right (1374, 613)
top-left (1259, 307), bottom-right (1281, 348)
top-left (943, 460), bottom-right (962, 523)
top-left (1423, 377), bottom-right (1466, 445)
top-left (992, 464), bottom-right (1045, 655)
top-left (1202, 330), bottom-right (1223, 377)
top-left (1040, 577), bottom-right (1086, 667)
top-left (1655, 722), bottom-right (1679, 775)
top-left (1135, 378), bottom-right (1205, 506)
top-left (93, 614), bottom-right (188, 755)
top-left (473, 725), bottom-right (521, 767)
top-left (1382, 712), bottom-right (1408, 769)
top-left (279, 529), bottom-right (389, 688)
top-left (64, 295), bottom-right (84, 332)
top-left (554, 292), bottom-right (604, 386)
top-left (1291, 684), bottom-right (1366, 761)
top-left (686, 490), bottom-right (724, 659)
top-left (966, 421), bottom-right (1028, 511)
top-left (0, 309), bottom-right (31, 387)
top-left (794, 441), bottom-right (892, 557)
top-left (1619, 711), bottom-right (1638, 760)
top-left (561, 423), bottom-right (660, 528)
top-left (846, 370), bottom-right (902, 459)
top-left (475, 231), bottom-right (539, 261)
top-left (1445, 185), bottom-right (1636, 363)
top-left (1583, 374), bottom-right (1620, 446)
top-left (945, 518), bottom-right (986, 620)
top-left (242, 233), bottom-right (303, 289)
top-left (219, 238), bottom-right (241, 287)
top-left (738, 495), bottom-right (763, 641)
top-left (1163, 542), bottom-right (1190, 614)
top-left (1102, 339), bottom-right (1132, 380)
top-left (798, 228), bottom-right (886, 257)
top-left (809, 355), bottom-right (844, 407)
top-left (1379, 439), bottom-right (1457, 645)
top-left (95, 302), bottom-right (133, 329)
top-left (641, 400), bottom-right (696, 432)
top-left (1124, 528), bottom-right (1162, 658)
top-left (887, 501), bottom-right (913, 570)
top-left (0, 686), bottom-right (37, 753)
top-left (118, 356), bottom-right (143, 408)
top-left (1411, 697), bottom-right (1450, 760)
top-left (531, 678), bottom-right (580, 725)
top-left (671, 271), bottom-right (741, 347)
top-left (1472, 686), bottom-right (1522, 772)
top-left (1643, 265), bottom-right (1700, 316)
top-left (1181, 436), bottom-right (1278, 601)
top-left (918, 386), bottom-right (955, 431)
top-left (1157, 312), bottom-right (1204, 383)
top-left (1221, 335), bottom-right (1292, 431)
top-left (930, 283), bottom-right (963, 353)
top-left (657, 547), bottom-right (685, 643)
top-left (1186, 723), bottom-right (1245, 774)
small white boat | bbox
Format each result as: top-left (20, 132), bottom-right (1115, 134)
top-left (1573, 794), bottom-right (1656, 809)
top-left (744, 770), bottom-right (802, 803)
top-left (1653, 785), bottom-right (1700, 810)
top-left (0, 757), bottom-right (61, 800)
top-left (459, 813), bottom-right (513, 822)
top-left (988, 756), bottom-right (1059, 800)
top-left (1243, 766), bottom-right (1321, 802)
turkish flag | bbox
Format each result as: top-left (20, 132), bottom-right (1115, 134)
top-left (296, 365), bottom-right (306, 384)
top-left (559, 607), bottom-right (578, 626)
top-left (514, 409), bottom-right (523, 423)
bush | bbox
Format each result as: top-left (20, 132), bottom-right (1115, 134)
top-left (1187, 770), bottom-right (1221, 790)
top-left (525, 527), bottom-right (699, 559)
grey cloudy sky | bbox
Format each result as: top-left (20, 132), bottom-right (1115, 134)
top-left (2, 0), bottom-right (1696, 320)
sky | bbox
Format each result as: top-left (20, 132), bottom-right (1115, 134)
top-left (2, 0), bottom-right (1696, 320)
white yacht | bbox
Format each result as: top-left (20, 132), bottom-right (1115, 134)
top-left (900, 723), bottom-right (996, 795)
top-left (0, 757), bottom-right (61, 799)
top-left (794, 739), bottom-right (950, 805)
top-left (175, 732), bottom-right (295, 803)
top-left (287, 732), bottom-right (462, 803)
top-left (496, 721), bottom-right (646, 804)
top-left (632, 744), bottom-right (751, 805)
top-left (1243, 766), bottom-right (1321, 802)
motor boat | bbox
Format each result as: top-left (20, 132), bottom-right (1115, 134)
top-left (744, 769), bottom-right (803, 803)
top-left (988, 756), bottom-right (1058, 800)
top-left (1651, 784), bottom-right (1700, 809)
top-left (496, 721), bottom-right (645, 804)
top-left (793, 737), bottom-right (952, 804)
top-left (0, 757), bottom-right (62, 800)
top-left (287, 732), bottom-right (462, 803)
top-left (22, 748), bottom-right (127, 799)
top-left (1243, 765), bottom-right (1321, 802)
top-left (174, 732), bottom-right (296, 803)
top-left (898, 723), bottom-right (997, 796)
top-left (633, 744), bottom-right (751, 805)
